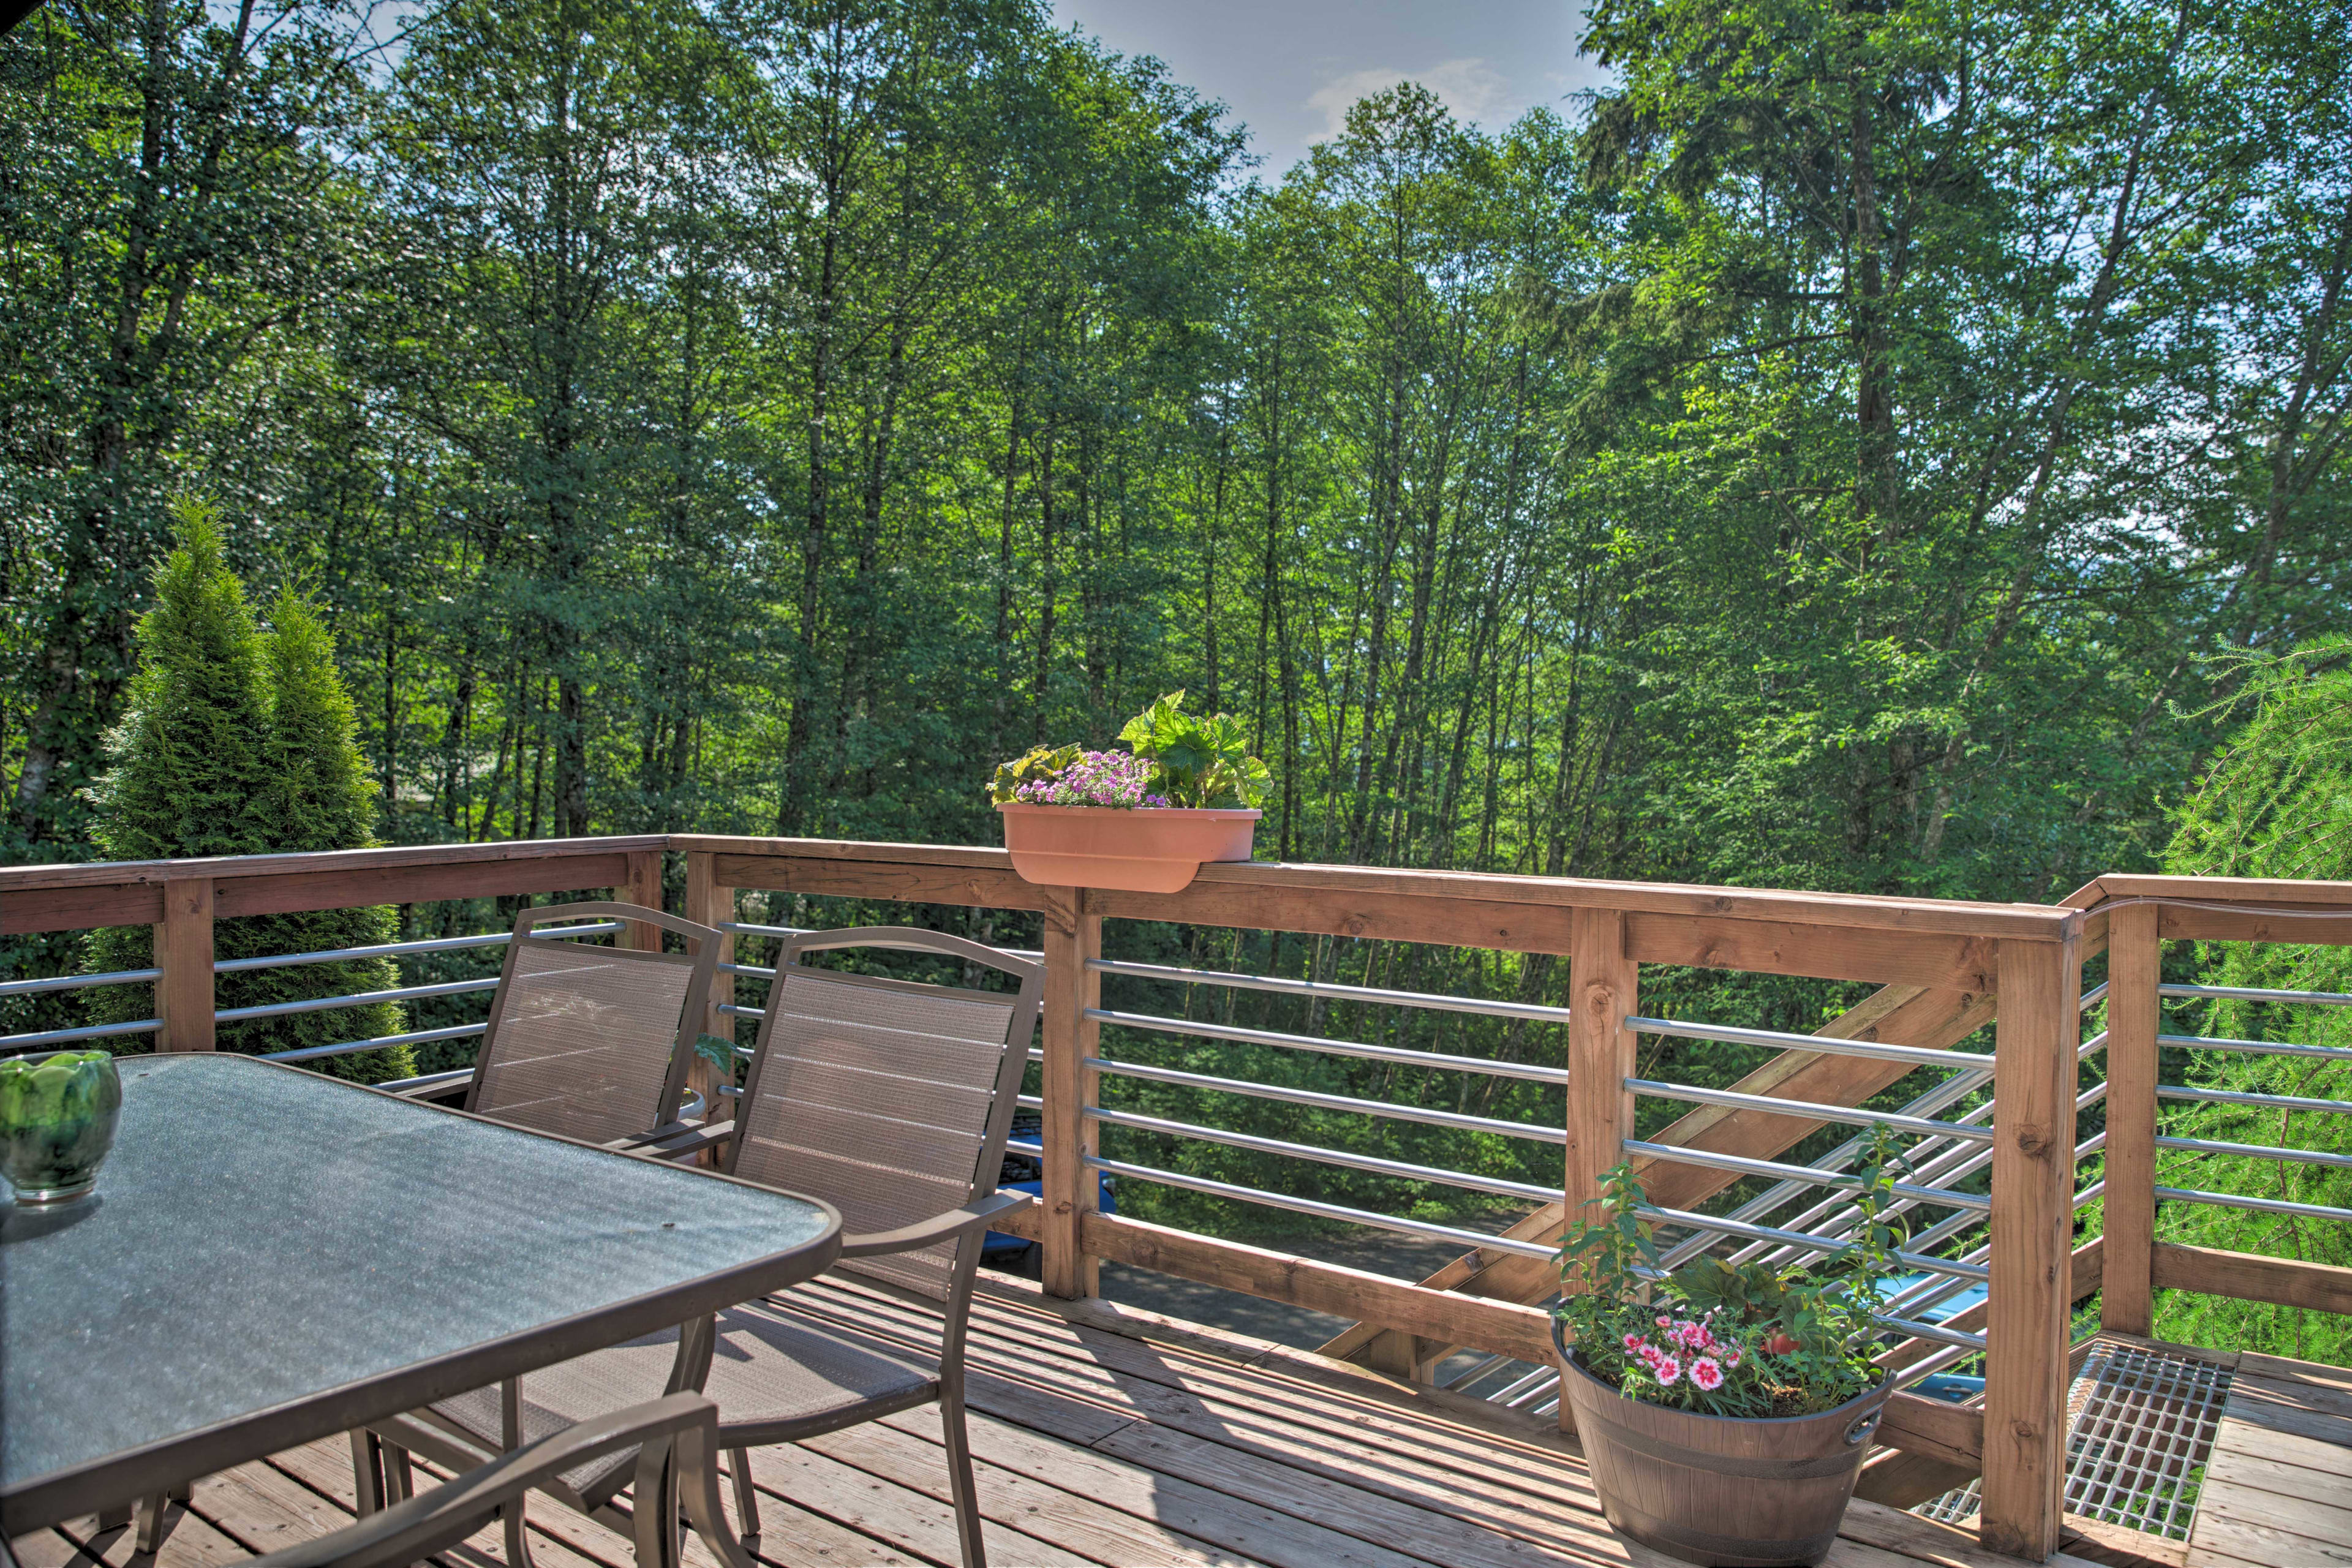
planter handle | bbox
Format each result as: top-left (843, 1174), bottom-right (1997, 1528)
top-left (1844, 1411), bottom-right (1881, 1447)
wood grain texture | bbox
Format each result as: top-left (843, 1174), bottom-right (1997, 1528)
top-left (2151, 1242), bottom-right (2352, 1314)
top-left (710, 851), bottom-right (1052, 911)
top-left (1559, 906), bottom-right (1637, 1432)
top-left (1624, 913), bottom-right (1997, 990)
top-left (213, 854), bottom-right (633, 919)
top-left (682, 853), bottom-right (734, 1133)
top-left (620, 850), bottom-right (665, 951)
top-left (1879, 1392), bottom-right (1986, 1470)
top-left (1082, 1211), bottom-right (1556, 1365)
top-left (2102, 900), bottom-right (2162, 1336)
top-left (1039, 889), bottom-right (1101, 1300)
top-left (1981, 932), bottom-right (2082, 1561)
top-left (155, 877), bottom-right (215, 1053)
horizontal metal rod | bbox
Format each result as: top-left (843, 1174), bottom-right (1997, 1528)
top-left (376, 1068), bottom-right (475, 1095)
top-left (1873, 1314), bottom-right (1989, 1352)
top-left (1626, 1079), bottom-right (1997, 1142)
top-left (215, 922), bottom-right (624, 974)
top-left (1635, 1204), bottom-right (1991, 1282)
top-left (1088, 1055), bottom-right (1566, 1144)
top-left (2155, 1185), bottom-right (2352, 1223)
top-left (1621, 1140), bottom-right (1991, 1212)
top-left (2159, 1031), bottom-right (2352, 1063)
top-left (1626, 1015), bottom-right (1992, 1072)
top-left (2080, 980), bottom-right (2110, 1012)
top-left (262, 1022), bottom-right (491, 1063)
top-left (1087, 1104), bottom-right (1559, 1202)
top-left (2162, 983), bottom-right (2352, 1008)
top-left (1003, 1137), bottom-right (1044, 1158)
top-left (2, 1018), bottom-right (161, 1050)
top-left (1882, 1340), bottom-right (1982, 1386)
top-left (718, 1003), bottom-right (766, 1019)
top-left (1087, 1007), bottom-right (1570, 1084)
top-left (720, 962), bottom-right (777, 978)
top-left (1087, 957), bottom-right (1578, 1026)
top-left (1083, 1153), bottom-right (1562, 1260)
top-left (214, 977), bottom-right (499, 1023)
top-left (2158, 1084), bottom-right (2352, 1115)
top-left (721, 921), bottom-right (1044, 962)
top-left (0, 967), bottom-right (159, 998)
top-left (2157, 1133), bottom-right (2352, 1169)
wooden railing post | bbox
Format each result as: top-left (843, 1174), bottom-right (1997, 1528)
top-left (620, 849), bottom-right (665, 951)
top-left (683, 853), bottom-right (735, 1133)
top-left (2101, 900), bottom-right (2160, 1338)
top-left (1562, 906), bottom-right (1637, 1431)
top-left (155, 876), bottom-right (216, 1053)
top-left (1983, 927), bottom-right (2081, 1561)
top-left (1040, 887), bottom-right (1102, 1300)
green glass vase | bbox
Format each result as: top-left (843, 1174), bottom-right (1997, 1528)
top-left (0, 1049), bottom-right (123, 1206)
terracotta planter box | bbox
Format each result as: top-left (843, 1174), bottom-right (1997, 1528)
top-left (1555, 1328), bottom-right (1889, 1567)
top-left (997, 804), bottom-right (1260, 892)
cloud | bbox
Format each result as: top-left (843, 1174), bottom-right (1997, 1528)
top-left (1305, 58), bottom-right (1514, 140)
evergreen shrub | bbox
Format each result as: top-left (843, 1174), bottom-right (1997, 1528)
top-left (86, 508), bottom-right (415, 1082)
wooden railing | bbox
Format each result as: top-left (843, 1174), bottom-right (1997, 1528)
top-left (9, 837), bottom-right (2350, 1562)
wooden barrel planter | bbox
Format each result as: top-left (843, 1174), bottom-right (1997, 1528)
top-left (1556, 1332), bottom-right (1890, 1567)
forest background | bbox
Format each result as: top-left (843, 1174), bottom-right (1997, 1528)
top-left (4, 0), bottom-right (2351, 1357)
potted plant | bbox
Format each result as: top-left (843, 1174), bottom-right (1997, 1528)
top-left (990, 692), bottom-right (1270, 892)
top-left (1551, 1130), bottom-right (1914, 1567)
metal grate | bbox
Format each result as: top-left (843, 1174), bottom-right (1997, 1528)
top-left (1915, 1340), bottom-right (2233, 1541)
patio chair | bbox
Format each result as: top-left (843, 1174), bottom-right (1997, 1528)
top-left (358, 926), bottom-right (1042, 1568)
top-left (446, 900), bottom-right (725, 1148)
top-left (263, 1395), bottom-right (725, 1568)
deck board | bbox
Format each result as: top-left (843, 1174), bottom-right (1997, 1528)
top-left (2189, 1348), bottom-right (2352, 1568)
top-left (10, 1274), bottom-right (2152, 1568)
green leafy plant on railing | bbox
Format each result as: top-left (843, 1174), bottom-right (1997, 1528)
top-left (987, 693), bottom-right (1271, 811)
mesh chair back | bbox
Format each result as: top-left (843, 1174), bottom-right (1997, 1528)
top-left (464, 902), bottom-right (722, 1147)
top-left (729, 929), bottom-right (1044, 1300)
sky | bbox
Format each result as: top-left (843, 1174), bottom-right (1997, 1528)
top-left (1049, 0), bottom-right (1615, 181)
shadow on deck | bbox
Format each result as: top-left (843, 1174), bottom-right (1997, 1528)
top-left (17, 1274), bottom-right (2346, 1568)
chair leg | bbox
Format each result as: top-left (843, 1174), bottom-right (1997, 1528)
top-left (349, 1431), bottom-right (385, 1518)
top-left (728, 1449), bottom-right (760, 1542)
top-left (384, 1442), bottom-right (415, 1505)
top-left (940, 1393), bottom-right (986, 1568)
top-left (501, 1498), bottom-right (535, 1568)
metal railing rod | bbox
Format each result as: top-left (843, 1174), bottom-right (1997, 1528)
top-left (1882, 1341), bottom-right (1981, 1387)
top-left (1082, 1153), bottom-right (1562, 1260)
top-left (0, 967), bottom-right (159, 998)
top-left (718, 1003), bottom-right (766, 1019)
top-left (2162, 983), bottom-right (2352, 1007)
top-left (213, 976), bottom-right (499, 1023)
top-left (2, 1018), bottom-right (162, 1050)
top-left (1625, 1015), bottom-right (1992, 1072)
top-left (2081, 980), bottom-right (2111, 1012)
top-left (1087, 1007), bottom-right (1571, 1085)
top-left (2157, 1133), bottom-right (2352, 1169)
top-left (1621, 1140), bottom-right (1991, 1212)
top-left (1874, 1314), bottom-right (1991, 1352)
top-left (2158, 1084), bottom-right (2352, 1115)
top-left (1085, 1105), bottom-right (1559, 1202)
top-left (1016, 1093), bottom-right (1044, 1110)
top-left (720, 922), bottom-right (1045, 963)
top-left (1626, 1079), bottom-right (1997, 1142)
top-left (2154, 1185), bottom-right (2352, 1223)
top-left (1086, 958), bottom-right (1579, 1027)
top-left (1634, 1204), bottom-right (1991, 1283)
top-left (262, 1021), bottom-right (490, 1064)
top-left (1004, 1137), bottom-right (1044, 1158)
top-left (213, 922), bottom-right (624, 974)
top-left (2157, 1032), bottom-right (2352, 1063)
top-left (377, 1068), bottom-right (474, 1095)
top-left (1088, 1056), bottom-right (1566, 1144)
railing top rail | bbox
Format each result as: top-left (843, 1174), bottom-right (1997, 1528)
top-left (0, 835), bottom-right (668, 892)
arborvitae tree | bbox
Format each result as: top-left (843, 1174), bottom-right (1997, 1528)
top-left (88, 510), bottom-right (413, 1081)
top-left (2152, 641), bottom-right (2352, 1363)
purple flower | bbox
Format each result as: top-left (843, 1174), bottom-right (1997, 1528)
top-left (1012, 751), bottom-right (1166, 809)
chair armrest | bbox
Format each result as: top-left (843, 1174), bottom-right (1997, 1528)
top-left (620, 1120), bottom-right (735, 1162)
top-left (251, 1395), bottom-right (717, 1568)
top-left (839, 1191), bottom-right (1030, 1258)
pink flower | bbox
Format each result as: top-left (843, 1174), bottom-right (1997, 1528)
top-left (1656, 1315), bottom-right (1670, 1328)
top-left (1651, 1355), bottom-right (1682, 1386)
top-left (1622, 1333), bottom-right (1647, 1352)
top-left (1725, 1349), bottom-right (1742, 1368)
top-left (1689, 1357), bottom-right (1724, 1392)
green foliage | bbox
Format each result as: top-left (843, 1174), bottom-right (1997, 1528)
top-left (1556, 1133), bottom-right (1911, 1416)
top-left (2147, 644), bottom-right (2352, 1363)
top-left (988, 745), bottom-right (1084, 807)
top-left (84, 511), bottom-right (411, 1082)
top-left (1117, 692), bottom-right (1272, 810)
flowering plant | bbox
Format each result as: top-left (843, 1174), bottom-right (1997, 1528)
top-left (1554, 1127), bottom-right (1913, 1417)
top-left (988, 692), bottom-right (1271, 810)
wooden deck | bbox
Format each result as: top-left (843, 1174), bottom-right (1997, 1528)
top-left (2185, 1346), bottom-right (2352, 1568)
top-left (12, 1273), bottom-right (2127, 1568)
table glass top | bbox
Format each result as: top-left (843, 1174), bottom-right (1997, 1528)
top-left (1, 1053), bottom-right (833, 1498)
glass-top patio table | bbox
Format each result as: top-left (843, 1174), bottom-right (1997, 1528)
top-left (0, 1052), bottom-right (840, 1540)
